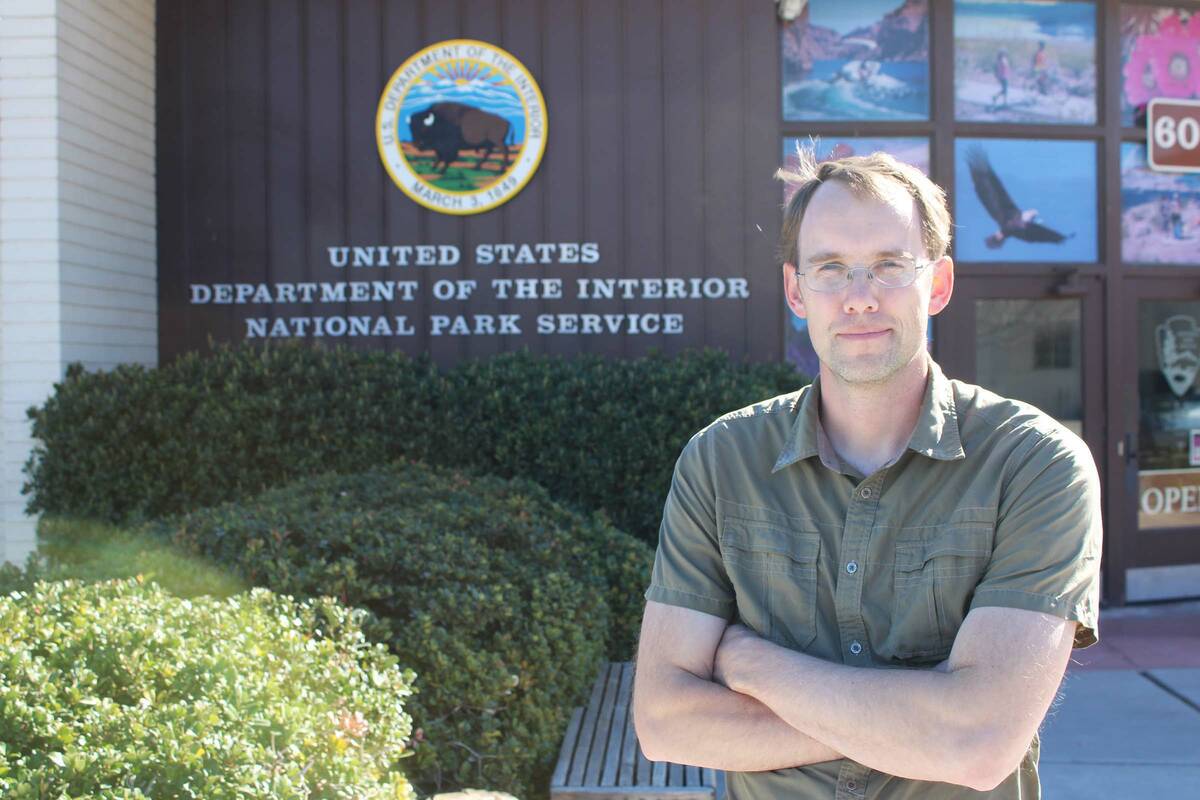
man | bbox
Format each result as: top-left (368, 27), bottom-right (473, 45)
top-left (632, 149), bottom-right (1102, 799)
top-left (1030, 41), bottom-right (1049, 95)
top-left (1170, 193), bottom-right (1184, 240)
top-left (992, 49), bottom-right (1011, 109)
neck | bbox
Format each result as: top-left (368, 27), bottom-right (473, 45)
top-left (817, 351), bottom-right (931, 477)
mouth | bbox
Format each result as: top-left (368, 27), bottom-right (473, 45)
top-left (836, 329), bottom-right (891, 340)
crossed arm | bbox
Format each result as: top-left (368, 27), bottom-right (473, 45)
top-left (632, 600), bottom-right (1076, 791)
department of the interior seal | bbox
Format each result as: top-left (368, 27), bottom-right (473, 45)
top-left (376, 39), bottom-right (548, 216)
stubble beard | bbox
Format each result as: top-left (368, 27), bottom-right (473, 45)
top-left (824, 333), bottom-right (922, 386)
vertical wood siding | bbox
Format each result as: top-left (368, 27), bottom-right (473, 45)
top-left (157, 0), bottom-right (784, 366)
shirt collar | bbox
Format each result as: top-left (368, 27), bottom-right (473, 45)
top-left (771, 356), bottom-right (966, 474)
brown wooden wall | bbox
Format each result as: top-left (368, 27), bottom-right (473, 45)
top-left (156, 0), bottom-right (784, 367)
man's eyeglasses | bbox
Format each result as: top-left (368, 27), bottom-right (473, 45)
top-left (795, 257), bottom-right (935, 293)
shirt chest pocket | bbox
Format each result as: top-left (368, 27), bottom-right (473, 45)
top-left (720, 522), bottom-right (821, 650)
top-left (881, 527), bottom-right (992, 662)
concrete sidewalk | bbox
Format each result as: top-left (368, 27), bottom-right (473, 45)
top-left (1039, 601), bottom-right (1200, 798)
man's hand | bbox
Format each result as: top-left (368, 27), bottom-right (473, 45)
top-left (632, 601), bottom-right (842, 770)
top-left (712, 623), bottom-right (764, 691)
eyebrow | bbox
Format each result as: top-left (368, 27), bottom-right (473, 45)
top-left (804, 249), bottom-right (916, 264)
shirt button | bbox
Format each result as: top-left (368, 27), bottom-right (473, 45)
top-left (847, 781), bottom-right (857, 790)
top-left (850, 641), bottom-right (863, 655)
top-left (846, 561), bottom-right (858, 574)
top-left (859, 487), bottom-right (872, 499)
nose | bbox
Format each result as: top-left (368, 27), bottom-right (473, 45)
top-left (841, 270), bottom-right (880, 314)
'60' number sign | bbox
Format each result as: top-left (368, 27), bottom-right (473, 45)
top-left (1149, 98), bottom-right (1200, 174)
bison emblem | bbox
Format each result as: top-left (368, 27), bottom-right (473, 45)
top-left (408, 102), bottom-right (512, 174)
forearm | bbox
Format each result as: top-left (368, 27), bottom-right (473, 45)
top-left (719, 610), bottom-right (1077, 790)
top-left (730, 648), bottom-right (981, 783)
top-left (634, 665), bottom-right (841, 772)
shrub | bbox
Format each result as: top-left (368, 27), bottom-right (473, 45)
top-left (22, 343), bottom-right (441, 527)
top-left (437, 349), bottom-right (803, 541)
top-left (0, 578), bottom-right (416, 799)
top-left (24, 343), bottom-right (804, 543)
top-left (141, 460), bottom-right (652, 799)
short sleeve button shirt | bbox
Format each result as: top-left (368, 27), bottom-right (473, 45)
top-left (644, 358), bottom-right (1103, 800)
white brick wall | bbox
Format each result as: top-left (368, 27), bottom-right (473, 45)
top-left (0, 0), bottom-right (156, 566)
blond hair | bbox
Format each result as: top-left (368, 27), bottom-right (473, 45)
top-left (776, 143), bottom-right (951, 268)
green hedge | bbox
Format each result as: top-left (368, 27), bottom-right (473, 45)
top-left (439, 350), bottom-right (803, 542)
top-left (23, 343), bottom-right (804, 543)
top-left (0, 578), bottom-right (416, 799)
top-left (22, 344), bottom-right (441, 528)
top-left (141, 460), bottom-right (653, 799)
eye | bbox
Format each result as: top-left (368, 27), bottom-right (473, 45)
top-left (872, 259), bottom-right (910, 277)
top-left (815, 262), bottom-right (847, 275)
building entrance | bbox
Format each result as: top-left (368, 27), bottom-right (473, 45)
top-left (938, 273), bottom-right (1114, 595)
top-left (1113, 282), bottom-right (1200, 602)
top-left (941, 273), bottom-right (1200, 604)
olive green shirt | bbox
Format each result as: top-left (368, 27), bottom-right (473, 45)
top-left (644, 358), bottom-right (1102, 799)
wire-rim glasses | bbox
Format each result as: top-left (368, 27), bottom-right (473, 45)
top-left (795, 257), bottom-right (936, 293)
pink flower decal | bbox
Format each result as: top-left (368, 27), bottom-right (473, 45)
top-left (1123, 11), bottom-right (1200, 108)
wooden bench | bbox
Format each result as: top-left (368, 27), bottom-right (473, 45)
top-left (550, 662), bottom-right (725, 800)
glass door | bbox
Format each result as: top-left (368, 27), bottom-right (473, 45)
top-left (936, 272), bottom-right (1110, 589)
top-left (936, 273), bottom-right (1104, 449)
top-left (1115, 280), bottom-right (1200, 601)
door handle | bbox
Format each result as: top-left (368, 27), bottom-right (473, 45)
top-left (1117, 432), bottom-right (1137, 462)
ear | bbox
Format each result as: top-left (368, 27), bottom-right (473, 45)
top-left (927, 256), bottom-right (954, 316)
top-left (783, 263), bottom-right (807, 319)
